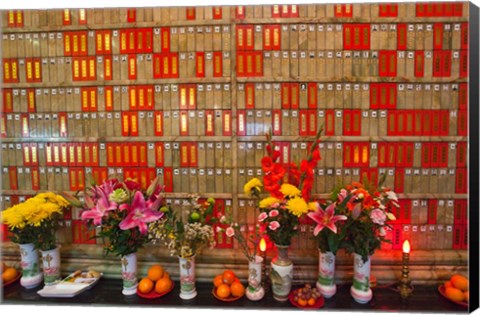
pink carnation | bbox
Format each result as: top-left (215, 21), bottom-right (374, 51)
top-left (269, 221), bottom-right (280, 231)
top-left (370, 209), bottom-right (387, 225)
top-left (269, 210), bottom-right (279, 217)
top-left (258, 212), bottom-right (268, 222)
top-left (225, 226), bottom-right (235, 237)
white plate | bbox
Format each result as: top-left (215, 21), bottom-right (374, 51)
top-left (37, 271), bottom-right (102, 298)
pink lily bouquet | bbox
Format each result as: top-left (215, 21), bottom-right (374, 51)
top-left (307, 202), bottom-right (348, 255)
top-left (63, 177), bottom-right (165, 257)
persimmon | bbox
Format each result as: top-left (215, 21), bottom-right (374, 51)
top-left (138, 278), bottom-right (154, 294)
top-left (230, 281), bottom-right (245, 297)
top-left (216, 284), bottom-right (231, 299)
top-left (222, 270), bottom-right (236, 285)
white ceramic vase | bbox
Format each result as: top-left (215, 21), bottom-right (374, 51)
top-left (121, 252), bottom-right (138, 295)
top-left (178, 255), bottom-right (197, 300)
top-left (350, 253), bottom-right (373, 304)
top-left (18, 243), bottom-right (43, 289)
top-left (245, 255), bottom-right (265, 301)
top-left (316, 250), bottom-right (337, 298)
top-left (40, 246), bottom-right (61, 286)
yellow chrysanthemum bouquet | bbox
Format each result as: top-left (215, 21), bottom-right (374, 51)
top-left (1, 192), bottom-right (68, 251)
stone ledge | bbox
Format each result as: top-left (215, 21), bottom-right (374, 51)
top-left (1, 242), bottom-right (467, 285)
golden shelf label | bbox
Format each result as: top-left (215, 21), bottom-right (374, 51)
top-left (92, 145), bottom-right (98, 164)
top-left (139, 145), bottom-right (146, 164)
top-left (90, 90), bottom-right (97, 110)
top-left (105, 33), bottom-right (111, 51)
top-left (181, 145), bottom-right (188, 164)
top-left (63, 9), bottom-right (71, 23)
top-left (81, 59), bottom-right (88, 79)
top-left (65, 34), bottom-right (71, 53)
top-left (121, 33), bottom-right (127, 51)
top-left (4, 63), bottom-right (10, 80)
top-left (26, 62), bottom-right (33, 80)
top-left (11, 62), bottom-right (17, 80)
top-left (81, 34), bottom-right (87, 53)
top-left (180, 112), bottom-right (188, 133)
top-left (131, 114), bottom-right (138, 133)
top-left (73, 35), bottom-right (79, 53)
top-left (31, 146), bottom-right (38, 164)
top-left (130, 88), bottom-right (137, 109)
top-left (46, 145), bottom-right (52, 164)
top-left (34, 61), bottom-right (41, 80)
top-left (139, 89), bottom-right (145, 108)
top-left (97, 34), bottom-right (103, 52)
top-left (53, 145), bottom-right (60, 163)
top-left (24, 146), bottom-right (31, 164)
top-left (8, 11), bottom-right (15, 24)
top-left (131, 145), bottom-right (138, 164)
top-left (77, 146), bottom-right (83, 164)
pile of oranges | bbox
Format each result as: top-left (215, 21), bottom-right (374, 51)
top-left (2, 262), bottom-right (18, 284)
top-left (444, 274), bottom-right (469, 303)
top-left (137, 264), bottom-right (173, 295)
top-left (212, 270), bottom-right (245, 300)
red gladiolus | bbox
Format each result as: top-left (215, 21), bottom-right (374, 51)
top-left (272, 150), bottom-right (281, 162)
top-left (271, 164), bottom-right (286, 182)
top-left (261, 156), bottom-right (274, 173)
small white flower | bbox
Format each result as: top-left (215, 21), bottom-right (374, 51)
top-left (386, 191), bottom-right (398, 201)
top-left (386, 212), bottom-right (396, 221)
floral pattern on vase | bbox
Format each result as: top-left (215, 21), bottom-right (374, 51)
top-left (316, 250), bottom-right (336, 298)
top-left (19, 243), bottom-right (43, 289)
top-left (179, 255), bottom-right (197, 299)
top-left (121, 252), bottom-right (138, 295)
top-left (350, 253), bottom-right (373, 304)
top-left (246, 255), bottom-right (265, 301)
top-left (40, 246), bottom-right (61, 286)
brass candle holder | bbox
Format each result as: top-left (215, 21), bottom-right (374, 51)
top-left (398, 240), bottom-right (413, 299)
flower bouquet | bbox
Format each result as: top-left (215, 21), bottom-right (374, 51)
top-left (149, 194), bottom-right (216, 299)
top-left (63, 176), bottom-right (165, 295)
top-left (245, 127), bottom-right (323, 301)
top-left (1, 192), bottom-right (69, 287)
top-left (330, 175), bottom-right (399, 303)
top-left (307, 202), bottom-right (347, 298)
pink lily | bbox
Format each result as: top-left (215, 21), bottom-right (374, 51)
top-left (119, 191), bottom-right (164, 234)
top-left (81, 190), bottom-right (118, 225)
top-left (307, 203), bottom-right (347, 235)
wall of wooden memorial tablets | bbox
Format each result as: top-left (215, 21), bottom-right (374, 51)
top-left (0, 2), bottom-right (470, 281)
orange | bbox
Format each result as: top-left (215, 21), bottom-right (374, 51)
top-left (230, 281), bottom-right (245, 297)
top-left (155, 277), bottom-right (172, 294)
top-left (138, 278), bottom-right (154, 294)
top-left (2, 267), bottom-right (17, 283)
top-left (216, 284), bottom-right (231, 299)
top-left (222, 270), bottom-right (236, 285)
top-left (307, 298), bottom-right (316, 306)
top-left (298, 298), bottom-right (307, 307)
top-left (162, 271), bottom-right (170, 279)
top-left (213, 274), bottom-right (223, 287)
top-left (233, 277), bottom-right (241, 284)
top-left (451, 274), bottom-right (469, 291)
top-left (147, 265), bottom-right (164, 282)
top-left (445, 287), bottom-right (465, 303)
top-left (444, 280), bottom-right (453, 289)
top-left (464, 291), bottom-right (469, 302)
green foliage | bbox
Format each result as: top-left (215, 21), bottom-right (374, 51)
top-left (88, 210), bottom-right (150, 257)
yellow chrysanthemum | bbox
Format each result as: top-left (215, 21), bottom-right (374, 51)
top-left (244, 178), bottom-right (263, 196)
top-left (2, 209), bottom-right (26, 229)
top-left (286, 197), bottom-right (308, 217)
top-left (280, 184), bottom-right (301, 198)
top-left (259, 197), bottom-right (281, 209)
top-left (307, 202), bottom-right (319, 212)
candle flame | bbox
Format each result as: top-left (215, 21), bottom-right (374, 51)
top-left (403, 240), bottom-right (411, 254)
top-left (259, 238), bottom-right (266, 252)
